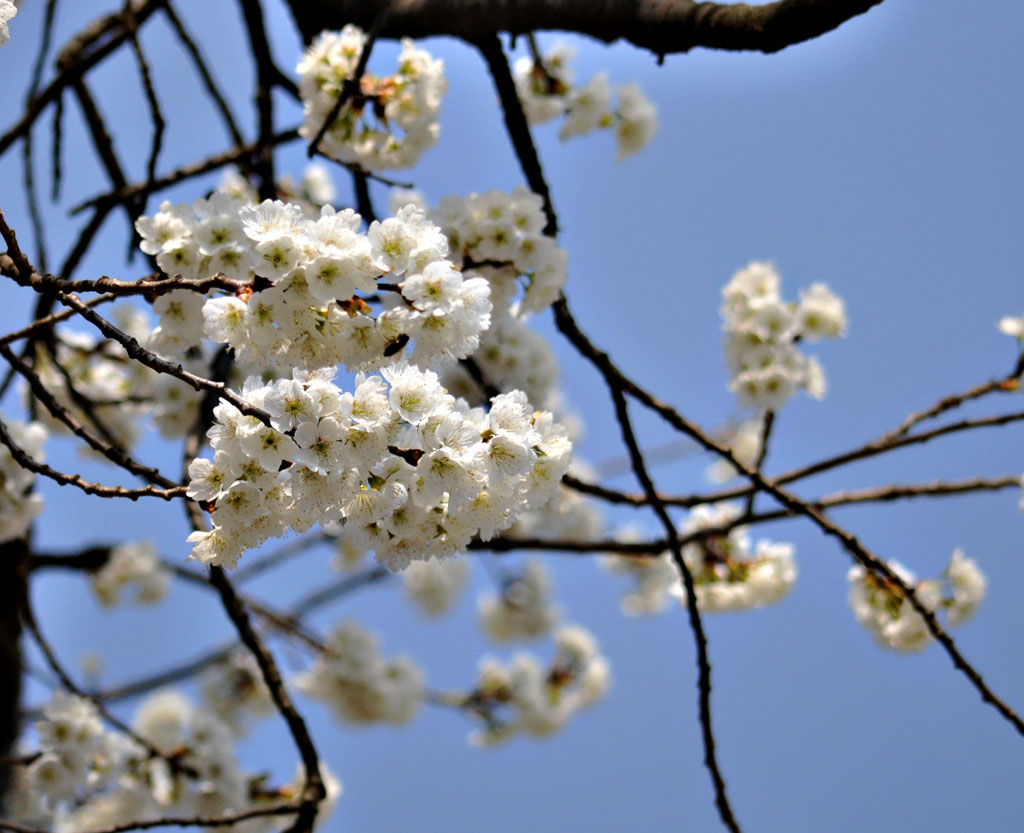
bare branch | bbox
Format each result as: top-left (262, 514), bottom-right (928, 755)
top-left (0, 342), bottom-right (182, 492)
top-left (0, 414), bottom-right (184, 501)
top-left (235, 0), bottom-right (280, 199)
top-left (0, 293), bottom-right (116, 348)
top-left (207, 567), bottom-right (326, 833)
top-left (161, 2), bottom-right (246, 148)
top-left (0, 802), bottom-right (299, 833)
top-left (607, 383), bottom-right (742, 833)
top-left (0, 0), bottom-right (167, 158)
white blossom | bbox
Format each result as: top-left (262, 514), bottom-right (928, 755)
top-left (478, 561), bottom-right (559, 641)
top-left (0, 0), bottom-right (17, 46)
top-left (298, 27), bottom-right (446, 171)
top-left (0, 418), bottom-right (46, 542)
top-left (722, 262), bottom-right (845, 411)
top-left (90, 541), bottom-right (169, 607)
top-left (296, 621), bottom-right (424, 725)
top-left (470, 625), bottom-right (609, 745)
top-left (945, 549), bottom-right (986, 626)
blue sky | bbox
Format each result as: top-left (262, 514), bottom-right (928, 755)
top-left (3, 1), bottom-right (1024, 831)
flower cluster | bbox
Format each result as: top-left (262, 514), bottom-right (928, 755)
top-left (90, 540), bottom-right (169, 607)
top-left (998, 311), bottom-right (1024, 340)
top-left (604, 504), bottom-right (796, 615)
top-left (0, 0), bottom-right (16, 47)
top-left (199, 649), bottom-right (276, 735)
top-left (478, 560), bottom-right (560, 641)
top-left (470, 625), bottom-right (610, 745)
top-left (422, 186), bottom-right (567, 317)
top-left (296, 620), bottom-right (423, 725)
top-left (186, 366), bottom-right (571, 571)
top-left (722, 262), bottom-right (846, 411)
top-left (513, 43), bottom-right (657, 159)
top-left (705, 418), bottom-right (764, 483)
top-left (298, 26), bottom-right (446, 171)
top-left (0, 418), bottom-right (45, 543)
top-left (11, 689), bottom-right (335, 833)
top-left (216, 164), bottom-right (337, 217)
top-left (31, 306), bottom-right (160, 450)
top-left (17, 693), bottom-right (116, 816)
top-left (400, 185), bottom-right (571, 407)
top-left (502, 463), bottom-right (604, 543)
top-left (848, 549), bottom-right (986, 652)
top-left (138, 196), bottom-right (492, 374)
top-left (402, 556), bottom-right (470, 617)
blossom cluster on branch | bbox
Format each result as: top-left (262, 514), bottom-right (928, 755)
top-left (848, 549), bottom-right (986, 652)
top-left (298, 25), bottom-right (447, 170)
top-left (0, 417), bottom-right (45, 542)
top-left (513, 42), bottom-right (657, 159)
top-left (603, 503), bottom-right (796, 616)
top-left (0, 0), bottom-right (16, 47)
top-left (722, 261), bottom-right (846, 411)
top-left (9, 689), bottom-right (339, 833)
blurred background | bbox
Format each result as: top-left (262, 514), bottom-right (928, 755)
top-left (2, 1), bottom-right (1024, 830)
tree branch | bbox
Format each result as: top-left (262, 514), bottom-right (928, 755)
top-left (285, 0), bottom-right (886, 57)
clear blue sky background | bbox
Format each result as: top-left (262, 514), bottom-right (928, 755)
top-left (2, 1), bottom-right (1024, 831)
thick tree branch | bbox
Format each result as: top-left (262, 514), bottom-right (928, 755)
top-left (285, 0), bottom-right (885, 57)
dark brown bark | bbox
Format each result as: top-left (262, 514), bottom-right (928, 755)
top-left (0, 537), bottom-right (29, 805)
top-left (283, 0), bottom-right (885, 55)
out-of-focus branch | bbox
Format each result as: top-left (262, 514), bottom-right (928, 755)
top-left (20, 590), bottom-right (198, 778)
top-left (0, 537), bottom-right (28, 800)
top-left (1, 342), bottom-right (182, 492)
top-left (235, 0), bottom-right (280, 200)
top-left (121, 0), bottom-right (167, 206)
top-left (0, 802), bottom-right (300, 833)
top-left (70, 129), bottom-right (301, 215)
top-left (0, 0), bottom-right (167, 157)
top-left (162, 2), bottom-right (246, 149)
top-left (0, 294), bottom-right (116, 348)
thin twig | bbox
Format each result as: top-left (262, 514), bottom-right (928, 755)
top-left (0, 0), bottom-right (167, 157)
top-left (0, 293), bottom-right (116, 347)
top-left (0, 414), bottom-right (184, 501)
top-left (91, 565), bottom-right (390, 704)
top-left (161, 2), bottom-right (246, 148)
top-left (741, 409), bottom-right (773, 517)
top-left (70, 129), bottom-right (301, 215)
top-left (0, 802), bottom-right (299, 833)
top-left (880, 359), bottom-right (1024, 442)
top-left (0, 342), bottom-right (182, 492)
top-left (207, 566), bottom-right (325, 833)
